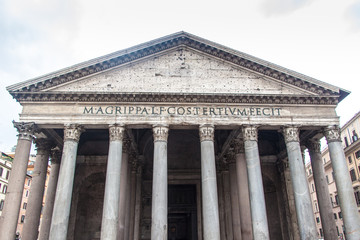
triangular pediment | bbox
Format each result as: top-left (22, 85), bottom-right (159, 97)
top-left (45, 48), bottom-right (314, 96)
top-left (7, 31), bottom-right (349, 104)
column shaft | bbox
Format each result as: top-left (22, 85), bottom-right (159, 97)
top-left (229, 162), bottom-right (242, 240)
top-left (222, 170), bottom-right (234, 239)
top-left (38, 149), bottom-right (61, 240)
top-left (325, 126), bottom-right (360, 240)
top-left (129, 167), bottom-right (137, 240)
top-left (133, 166), bottom-right (143, 240)
top-left (283, 127), bottom-right (317, 240)
top-left (234, 139), bottom-right (253, 240)
top-left (199, 125), bottom-right (221, 240)
top-left (22, 139), bottom-right (52, 240)
top-left (243, 126), bottom-right (269, 240)
top-left (49, 124), bottom-right (83, 240)
top-left (124, 163), bottom-right (132, 240)
top-left (118, 146), bottom-right (129, 239)
top-left (0, 122), bottom-right (34, 240)
top-left (151, 125), bottom-right (169, 240)
top-left (307, 139), bottom-right (338, 240)
top-left (101, 125), bottom-right (124, 240)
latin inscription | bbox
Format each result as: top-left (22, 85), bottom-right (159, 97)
top-left (83, 106), bottom-right (282, 117)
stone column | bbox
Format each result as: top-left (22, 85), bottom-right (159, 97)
top-left (38, 148), bottom-right (62, 240)
top-left (307, 138), bottom-right (338, 240)
top-left (124, 160), bottom-right (132, 240)
top-left (283, 127), bottom-right (317, 240)
top-left (22, 138), bottom-right (53, 240)
top-left (151, 125), bottom-right (169, 240)
top-left (49, 124), bottom-right (84, 240)
top-left (324, 126), bottom-right (360, 240)
top-left (129, 158), bottom-right (138, 240)
top-left (228, 152), bottom-right (242, 240)
top-left (234, 138), bottom-right (253, 240)
top-left (133, 162), bottom-right (143, 240)
top-left (118, 139), bottom-right (130, 239)
top-left (100, 125), bottom-right (125, 240)
top-left (199, 124), bottom-right (221, 240)
top-left (243, 125), bottom-right (269, 240)
top-left (0, 122), bottom-right (35, 240)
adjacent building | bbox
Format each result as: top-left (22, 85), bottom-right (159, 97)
top-left (0, 152), bottom-right (13, 215)
top-left (306, 111), bottom-right (360, 239)
top-left (1, 32), bottom-right (360, 240)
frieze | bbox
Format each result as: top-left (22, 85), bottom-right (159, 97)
top-left (83, 105), bottom-right (282, 117)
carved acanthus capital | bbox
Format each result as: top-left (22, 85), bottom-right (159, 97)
top-left (34, 138), bottom-right (54, 154)
top-left (306, 139), bottom-right (321, 154)
top-left (13, 121), bottom-right (36, 141)
top-left (153, 125), bottom-right (169, 142)
top-left (51, 147), bottom-right (62, 164)
top-left (225, 149), bottom-right (236, 164)
top-left (199, 124), bottom-right (214, 142)
top-left (122, 138), bottom-right (131, 153)
top-left (283, 126), bottom-right (300, 143)
top-left (64, 124), bottom-right (84, 142)
top-left (324, 126), bottom-right (341, 143)
top-left (243, 126), bottom-right (258, 142)
top-left (109, 124), bottom-right (125, 141)
top-left (233, 138), bottom-right (245, 154)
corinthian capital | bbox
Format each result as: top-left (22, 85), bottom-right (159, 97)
top-left (64, 124), bottom-right (84, 142)
top-left (51, 147), bottom-right (62, 164)
top-left (13, 121), bottom-right (36, 141)
top-left (283, 126), bottom-right (299, 143)
top-left (199, 124), bottom-right (214, 142)
top-left (109, 125), bottom-right (125, 141)
top-left (324, 126), bottom-right (341, 143)
top-left (306, 138), bottom-right (321, 154)
top-left (153, 125), bottom-right (169, 142)
top-left (34, 138), bottom-right (54, 154)
top-left (243, 125), bottom-right (258, 142)
top-left (233, 138), bottom-right (245, 154)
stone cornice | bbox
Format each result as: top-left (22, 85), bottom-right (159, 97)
top-left (7, 32), bottom-right (347, 102)
top-left (11, 92), bottom-right (339, 105)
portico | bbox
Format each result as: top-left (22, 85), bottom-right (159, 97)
top-left (2, 32), bottom-right (359, 240)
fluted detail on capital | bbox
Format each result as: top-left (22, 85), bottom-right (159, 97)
top-left (13, 121), bottom-right (36, 141)
top-left (64, 124), bottom-right (84, 142)
top-left (225, 149), bottom-right (236, 164)
top-left (324, 126), bottom-right (341, 143)
top-left (243, 126), bottom-right (258, 141)
top-left (199, 124), bottom-right (214, 142)
top-left (233, 138), bottom-right (245, 154)
top-left (109, 124), bottom-right (125, 141)
top-left (306, 139), bottom-right (321, 153)
top-left (34, 138), bottom-right (54, 154)
top-left (123, 138), bottom-right (131, 153)
top-left (153, 125), bottom-right (169, 142)
top-left (51, 147), bottom-right (62, 164)
top-left (283, 126), bottom-right (300, 143)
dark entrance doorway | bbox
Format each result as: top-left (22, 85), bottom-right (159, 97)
top-left (168, 184), bottom-right (198, 240)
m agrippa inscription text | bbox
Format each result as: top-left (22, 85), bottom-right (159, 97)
top-left (83, 106), bottom-right (282, 117)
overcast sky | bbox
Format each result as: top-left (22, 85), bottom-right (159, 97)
top-left (1, 0), bottom-right (359, 152)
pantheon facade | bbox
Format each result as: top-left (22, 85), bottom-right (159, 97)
top-left (1, 32), bottom-right (360, 240)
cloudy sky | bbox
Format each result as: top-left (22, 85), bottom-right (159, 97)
top-left (0, 0), bottom-right (359, 152)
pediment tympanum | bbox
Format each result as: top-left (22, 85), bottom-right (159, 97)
top-left (45, 48), bottom-right (313, 96)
